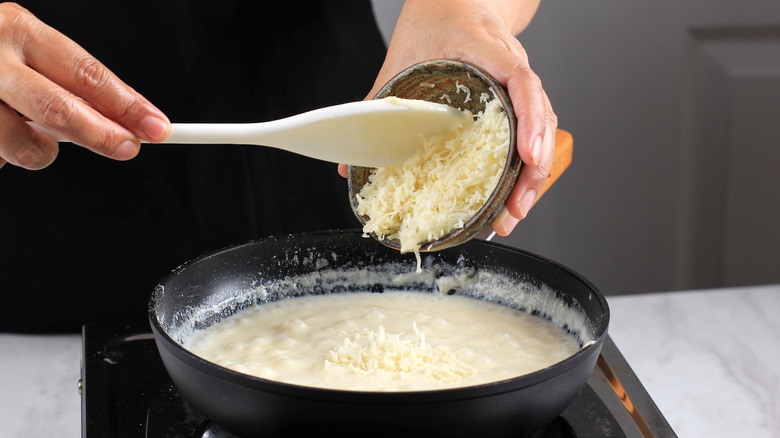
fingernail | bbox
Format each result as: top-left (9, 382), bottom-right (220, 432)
top-left (113, 140), bottom-right (139, 160)
top-left (531, 135), bottom-right (542, 166)
top-left (498, 211), bottom-right (520, 236)
top-left (142, 116), bottom-right (169, 141)
top-left (518, 189), bottom-right (537, 218)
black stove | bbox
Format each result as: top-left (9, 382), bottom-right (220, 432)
top-left (80, 322), bottom-right (676, 438)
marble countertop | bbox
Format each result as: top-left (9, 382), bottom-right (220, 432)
top-left (1, 283), bottom-right (778, 437)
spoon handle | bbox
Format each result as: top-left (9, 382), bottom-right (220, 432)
top-left (163, 123), bottom-right (270, 145)
top-left (25, 98), bottom-right (469, 167)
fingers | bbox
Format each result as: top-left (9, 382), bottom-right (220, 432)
top-left (488, 50), bottom-right (558, 235)
top-left (506, 63), bottom-right (548, 168)
top-left (0, 3), bottom-right (170, 169)
top-left (491, 209), bottom-right (519, 237)
top-left (0, 101), bottom-right (58, 169)
top-left (493, 119), bottom-right (557, 236)
top-left (20, 11), bottom-right (170, 144)
top-left (1, 61), bottom-right (142, 160)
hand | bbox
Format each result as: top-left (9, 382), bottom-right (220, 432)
top-left (0, 2), bottom-right (170, 170)
top-left (339, 0), bottom-right (556, 236)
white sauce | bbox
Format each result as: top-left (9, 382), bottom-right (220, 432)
top-left (185, 291), bottom-right (579, 392)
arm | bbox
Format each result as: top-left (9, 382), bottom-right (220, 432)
top-left (0, 2), bottom-right (170, 170)
top-left (342, 0), bottom-right (557, 236)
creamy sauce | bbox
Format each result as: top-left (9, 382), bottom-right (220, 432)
top-left (185, 291), bottom-right (579, 392)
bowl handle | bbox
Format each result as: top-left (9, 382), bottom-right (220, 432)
top-left (540, 129), bottom-right (573, 199)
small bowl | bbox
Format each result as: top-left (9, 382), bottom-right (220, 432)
top-left (348, 59), bottom-right (520, 252)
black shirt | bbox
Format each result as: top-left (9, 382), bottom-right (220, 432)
top-left (0, 1), bottom-right (387, 332)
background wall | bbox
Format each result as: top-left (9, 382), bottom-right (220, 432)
top-left (371, 0), bottom-right (780, 296)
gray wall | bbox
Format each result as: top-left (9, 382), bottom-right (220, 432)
top-left (370, 1), bottom-right (780, 296)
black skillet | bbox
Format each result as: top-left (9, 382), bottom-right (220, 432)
top-left (149, 230), bottom-right (609, 437)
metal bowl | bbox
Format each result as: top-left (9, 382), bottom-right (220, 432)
top-left (348, 59), bottom-right (520, 252)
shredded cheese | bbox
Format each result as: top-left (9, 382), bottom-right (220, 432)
top-left (326, 323), bottom-right (478, 383)
top-left (455, 80), bottom-right (471, 103)
top-left (356, 96), bottom-right (510, 271)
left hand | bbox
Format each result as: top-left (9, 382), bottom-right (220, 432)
top-left (338, 0), bottom-right (557, 237)
top-left (0, 3), bottom-right (170, 170)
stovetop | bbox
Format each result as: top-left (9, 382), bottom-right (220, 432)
top-left (80, 322), bottom-right (676, 438)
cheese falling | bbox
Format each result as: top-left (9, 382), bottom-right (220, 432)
top-left (356, 96), bottom-right (509, 270)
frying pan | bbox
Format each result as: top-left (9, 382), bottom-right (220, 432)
top-left (149, 230), bottom-right (609, 437)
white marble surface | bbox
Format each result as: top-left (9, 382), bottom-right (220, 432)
top-left (0, 333), bottom-right (81, 437)
top-left (607, 283), bottom-right (780, 438)
top-left (0, 283), bottom-right (778, 437)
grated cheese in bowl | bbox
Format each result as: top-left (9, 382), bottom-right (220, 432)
top-left (355, 96), bottom-right (510, 271)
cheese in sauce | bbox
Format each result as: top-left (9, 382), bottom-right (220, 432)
top-left (185, 291), bottom-right (579, 392)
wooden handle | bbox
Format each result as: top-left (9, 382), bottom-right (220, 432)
top-left (480, 129), bottom-right (573, 238)
top-left (539, 129), bottom-right (573, 199)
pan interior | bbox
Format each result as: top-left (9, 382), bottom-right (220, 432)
top-left (157, 258), bottom-right (597, 357)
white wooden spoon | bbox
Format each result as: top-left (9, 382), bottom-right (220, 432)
top-left (30, 97), bottom-right (472, 167)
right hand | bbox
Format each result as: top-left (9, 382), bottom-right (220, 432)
top-left (0, 2), bottom-right (170, 170)
top-left (340, 0), bottom-right (556, 237)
